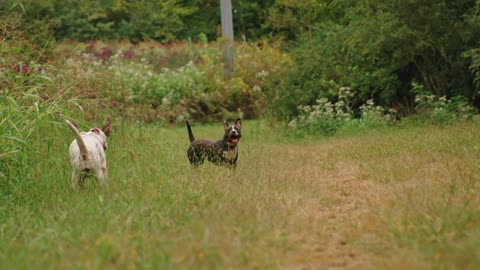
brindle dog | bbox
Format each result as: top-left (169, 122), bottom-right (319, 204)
top-left (186, 119), bottom-right (242, 168)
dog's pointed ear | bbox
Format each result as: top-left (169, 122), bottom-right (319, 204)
top-left (224, 120), bottom-right (229, 130)
top-left (235, 118), bottom-right (242, 128)
top-left (90, 128), bottom-right (100, 135)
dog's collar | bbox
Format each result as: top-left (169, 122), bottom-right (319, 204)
top-left (225, 141), bottom-right (239, 149)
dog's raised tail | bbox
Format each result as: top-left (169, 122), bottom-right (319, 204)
top-left (186, 120), bottom-right (195, 142)
top-left (66, 120), bottom-right (88, 160)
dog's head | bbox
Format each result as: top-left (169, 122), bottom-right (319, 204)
top-left (90, 127), bottom-right (108, 150)
top-left (223, 118), bottom-right (242, 146)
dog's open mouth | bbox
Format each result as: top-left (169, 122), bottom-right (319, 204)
top-left (228, 135), bottom-right (240, 144)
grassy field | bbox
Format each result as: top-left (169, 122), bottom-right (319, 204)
top-left (1, 119), bottom-right (479, 269)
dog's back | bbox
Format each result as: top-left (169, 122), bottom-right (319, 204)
top-left (69, 132), bottom-right (106, 171)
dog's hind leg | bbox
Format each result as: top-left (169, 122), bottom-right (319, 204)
top-left (96, 167), bottom-right (109, 188)
top-left (102, 167), bottom-right (108, 182)
top-left (71, 170), bottom-right (81, 189)
top-left (187, 147), bottom-right (204, 166)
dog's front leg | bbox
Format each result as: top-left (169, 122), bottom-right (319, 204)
top-left (228, 154), bottom-right (238, 170)
top-left (228, 161), bottom-right (237, 170)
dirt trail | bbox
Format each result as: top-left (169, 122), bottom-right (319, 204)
top-left (272, 144), bottom-right (390, 270)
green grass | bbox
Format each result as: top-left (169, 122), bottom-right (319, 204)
top-left (1, 119), bottom-right (480, 269)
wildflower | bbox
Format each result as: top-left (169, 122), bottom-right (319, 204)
top-left (22, 64), bottom-right (29, 74)
top-left (123, 48), bottom-right (136, 60)
top-left (388, 108), bottom-right (398, 114)
top-left (176, 114), bottom-right (185, 122)
top-left (316, 98), bottom-right (328, 105)
top-left (162, 97), bottom-right (171, 106)
top-left (256, 70), bottom-right (269, 78)
top-left (12, 64), bottom-right (20, 73)
top-left (288, 119), bottom-right (297, 128)
top-left (253, 85), bottom-right (262, 93)
top-left (302, 105), bottom-right (312, 113)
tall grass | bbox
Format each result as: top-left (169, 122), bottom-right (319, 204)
top-left (1, 119), bottom-right (479, 269)
top-left (0, 55), bottom-right (118, 179)
top-left (0, 12), bottom-right (121, 179)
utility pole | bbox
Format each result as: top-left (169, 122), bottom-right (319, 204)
top-left (220, 0), bottom-right (234, 79)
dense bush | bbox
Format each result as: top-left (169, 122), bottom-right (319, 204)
top-left (1, 0), bottom-right (196, 42)
top-left (274, 0), bottom-right (480, 120)
top-left (1, 0), bottom-right (299, 42)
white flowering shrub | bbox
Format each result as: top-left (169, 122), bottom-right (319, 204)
top-left (413, 82), bottom-right (476, 124)
top-left (289, 87), bottom-right (354, 135)
top-left (106, 51), bottom-right (206, 106)
top-left (288, 87), bottom-right (395, 136)
top-left (287, 98), bottom-right (339, 135)
top-left (358, 99), bottom-right (395, 128)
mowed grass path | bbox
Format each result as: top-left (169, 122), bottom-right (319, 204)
top-left (1, 120), bottom-right (479, 269)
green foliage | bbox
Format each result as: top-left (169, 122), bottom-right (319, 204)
top-left (179, 0), bottom-right (218, 41)
top-left (232, 0), bottom-right (275, 40)
top-left (264, 0), bottom-right (324, 41)
top-left (274, 0), bottom-right (480, 120)
top-left (121, 0), bottom-right (195, 42)
top-left (1, 0), bottom-right (336, 42)
top-left (2, 0), bottom-right (299, 42)
top-left (2, 0), bottom-right (195, 42)
top-left (463, 48), bottom-right (480, 97)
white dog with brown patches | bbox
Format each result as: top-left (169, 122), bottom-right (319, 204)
top-left (66, 120), bottom-right (108, 189)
